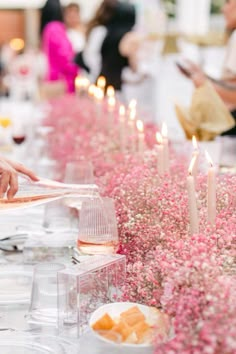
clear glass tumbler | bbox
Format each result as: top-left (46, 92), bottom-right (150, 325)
top-left (43, 200), bottom-right (73, 232)
top-left (27, 262), bottom-right (65, 325)
top-left (64, 159), bottom-right (94, 184)
top-left (77, 197), bottom-right (119, 255)
top-left (64, 159), bottom-right (95, 210)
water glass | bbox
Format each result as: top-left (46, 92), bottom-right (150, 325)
top-left (43, 200), bottom-right (73, 231)
top-left (64, 159), bottom-right (95, 210)
top-left (28, 263), bottom-right (65, 324)
top-left (64, 159), bottom-right (94, 184)
top-left (77, 197), bottom-right (119, 255)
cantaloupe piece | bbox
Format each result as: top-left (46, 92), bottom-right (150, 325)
top-left (124, 331), bottom-right (138, 344)
top-left (138, 327), bottom-right (155, 344)
top-left (92, 313), bottom-right (115, 331)
top-left (111, 318), bottom-right (133, 341)
top-left (132, 320), bottom-right (149, 341)
top-left (120, 306), bottom-right (145, 326)
top-left (99, 330), bottom-right (122, 343)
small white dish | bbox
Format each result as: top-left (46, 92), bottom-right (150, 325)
top-left (89, 302), bottom-right (170, 353)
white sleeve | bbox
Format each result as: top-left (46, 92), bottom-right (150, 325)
top-left (223, 30), bottom-right (236, 78)
top-left (83, 26), bottom-right (107, 82)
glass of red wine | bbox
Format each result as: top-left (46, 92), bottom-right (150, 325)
top-left (12, 122), bottom-right (27, 161)
top-left (12, 135), bottom-right (26, 145)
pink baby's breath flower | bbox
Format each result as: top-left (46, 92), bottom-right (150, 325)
top-left (44, 95), bottom-right (236, 354)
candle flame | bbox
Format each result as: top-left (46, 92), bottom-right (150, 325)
top-left (119, 105), bottom-right (125, 116)
top-left (107, 85), bottom-right (115, 97)
top-left (188, 156), bottom-right (197, 175)
top-left (75, 76), bottom-right (89, 88)
top-left (136, 120), bottom-right (144, 133)
top-left (88, 84), bottom-right (96, 96)
top-left (192, 135), bottom-right (198, 150)
top-left (82, 77), bottom-right (90, 88)
top-left (75, 75), bottom-right (83, 87)
top-left (95, 87), bottom-right (104, 101)
top-left (129, 109), bottom-right (136, 121)
top-left (205, 150), bottom-right (213, 166)
top-left (128, 99), bottom-right (137, 110)
top-left (161, 122), bottom-right (168, 138)
top-left (97, 76), bottom-right (106, 88)
top-left (108, 96), bottom-right (116, 107)
top-left (156, 132), bottom-right (163, 144)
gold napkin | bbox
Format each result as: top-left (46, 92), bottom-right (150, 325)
top-left (175, 82), bottom-right (235, 140)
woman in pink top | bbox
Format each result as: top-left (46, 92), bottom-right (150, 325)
top-left (40, 0), bottom-right (78, 93)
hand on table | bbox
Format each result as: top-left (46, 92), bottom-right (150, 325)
top-left (0, 157), bottom-right (38, 199)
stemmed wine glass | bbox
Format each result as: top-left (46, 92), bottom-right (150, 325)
top-left (11, 121), bottom-right (27, 161)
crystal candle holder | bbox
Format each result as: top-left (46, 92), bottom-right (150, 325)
top-left (57, 254), bottom-right (126, 337)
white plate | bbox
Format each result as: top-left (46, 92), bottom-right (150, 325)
top-left (0, 341), bottom-right (54, 354)
top-left (89, 302), bottom-right (170, 351)
top-left (0, 266), bottom-right (32, 305)
top-left (0, 334), bottom-right (78, 354)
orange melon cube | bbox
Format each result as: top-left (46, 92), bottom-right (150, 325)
top-left (120, 306), bottom-right (145, 326)
top-left (99, 330), bottom-right (122, 343)
top-left (132, 320), bottom-right (150, 341)
top-left (92, 313), bottom-right (115, 331)
top-left (111, 318), bottom-right (133, 341)
top-left (124, 331), bottom-right (138, 344)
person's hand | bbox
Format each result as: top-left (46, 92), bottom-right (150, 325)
top-left (184, 59), bottom-right (202, 74)
top-left (177, 58), bottom-right (205, 80)
top-left (191, 71), bottom-right (207, 88)
top-left (0, 157), bottom-right (38, 200)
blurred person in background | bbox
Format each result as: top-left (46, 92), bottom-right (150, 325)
top-left (179, 0), bottom-right (236, 135)
top-left (63, 3), bottom-right (85, 53)
top-left (4, 43), bottom-right (41, 101)
top-left (74, 0), bottom-right (136, 91)
top-left (0, 156), bottom-right (38, 199)
top-left (40, 0), bottom-right (79, 93)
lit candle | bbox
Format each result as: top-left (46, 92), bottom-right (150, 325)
top-left (187, 156), bottom-right (199, 235)
top-left (75, 75), bottom-right (83, 95)
top-left (94, 87), bottom-right (104, 119)
top-left (75, 76), bottom-right (89, 96)
top-left (106, 85), bottom-right (115, 98)
top-left (192, 135), bottom-right (199, 179)
top-left (128, 108), bottom-right (136, 153)
top-left (82, 77), bottom-right (90, 91)
top-left (107, 96), bottom-right (116, 130)
top-left (119, 105), bottom-right (126, 153)
top-left (136, 120), bottom-right (145, 156)
top-left (161, 122), bottom-right (170, 174)
top-left (97, 76), bottom-right (106, 94)
top-left (128, 99), bottom-right (137, 114)
top-left (156, 132), bottom-right (164, 177)
top-left (88, 84), bottom-right (96, 99)
top-left (205, 151), bottom-right (216, 225)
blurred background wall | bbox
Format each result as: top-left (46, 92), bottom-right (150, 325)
top-left (0, 0), bottom-right (102, 47)
top-left (0, 0), bottom-right (225, 47)
top-left (0, 10), bottom-right (25, 43)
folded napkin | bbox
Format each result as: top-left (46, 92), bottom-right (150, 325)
top-left (175, 82), bottom-right (235, 140)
